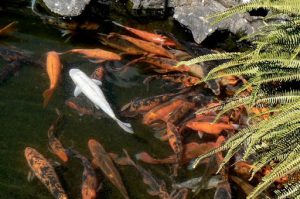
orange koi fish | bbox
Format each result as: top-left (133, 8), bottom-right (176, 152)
top-left (109, 33), bottom-right (175, 59)
top-left (0, 21), bottom-right (18, 36)
top-left (142, 97), bottom-right (187, 125)
top-left (66, 48), bottom-right (121, 62)
top-left (88, 139), bottom-right (129, 199)
top-left (112, 21), bottom-right (176, 46)
top-left (99, 34), bottom-right (146, 55)
top-left (186, 121), bottom-right (238, 135)
top-left (234, 161), bottom-right (255, 179)
top-left (48, 110), bottom-right (69, 162)
top-left (43, 51), bottom-right (62, 108)
top-left (25, 147), bottom-right (68, 199)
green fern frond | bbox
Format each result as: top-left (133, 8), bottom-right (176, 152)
top-left (275, 182), bottom-right (300, 198)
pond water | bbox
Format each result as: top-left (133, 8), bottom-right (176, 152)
top-left (0, 9), bottom-right (219, 199)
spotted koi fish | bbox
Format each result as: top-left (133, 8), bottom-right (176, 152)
top-left (120, 92), bottom-right (181, 117)
top-left (166, 123), bottom-right (183, 176)
top-left (24, 147), bottom-right (68, 199)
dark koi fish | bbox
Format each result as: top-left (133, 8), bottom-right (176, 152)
top-left (120, 92), bottom-right (181, 117)
top-left (0, 21), bottom-right (18, 36)
top-left (88, 139), bottom-right (129, 199)
top-left (143, 73), bottom-right (201, 88)
top-left (66, 48), bottom-right (121, 63)
top-left (108, 33), bottom-right (175, 59)
top-left (126, 56), bottom-right (189, 73)
top-left (111, 21), bottom-right (176, 46)
top-left (48, 110), bottom-right (69, 162)
top-left (166, 123), bottom-right (183, 176)
top-left (142, 97), bottom-right (188, 125)
top-left (167, 101), bottom-right (195, 124)
top-left (170, 188), bottom-right (189, 199)
top-left (24, 147), bottom-right (68, 199)
top-left (99, 34), bottom-right (146, 56)
top-left (229, 175), bottom-right (253, 196)
top-left (214, 181), bottom-right (231, 199)
top-left (71, 150), bottom-right (99, 199)
top-left (122, 150), bottom-right (171, 199)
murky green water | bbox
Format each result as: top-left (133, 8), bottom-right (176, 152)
top-left (0, 9), bottom-right (217, 199)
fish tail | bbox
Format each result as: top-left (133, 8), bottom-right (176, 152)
top-left (116, 119), bottom-right (134, 134)
top-left (111, 21), bottom-right (126, 29)
top-left (43, 88), bottom-right (54, 108)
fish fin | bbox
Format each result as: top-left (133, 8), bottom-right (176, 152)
top-left (43, 88), bottom-right (55, 108)
top-left (88, 59), bottom-right (105, 64)
top-left (198, 131), bottom-right (204, 139)
top-left (116, 119), bottom-right (134, 134)
top-left (97, 183), bottom-right (103, 192)
top-left (111, 21), bottom-right (126, 28)
top-left (74, 86), bottom-right (82, 97)
top-left (95, 104), bottom-right (100, 110)
top-left (27, 171), bottom-right (35, 182)
top-left (232, 124), bottom-right (239, 130)
top-left (92, 79), bottom-right (102, 86)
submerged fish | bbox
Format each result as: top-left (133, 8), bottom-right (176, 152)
top-left (43, 51), bottom-right (62, 108)
top-left (88, 139), bottom-right (129, 199)
top-left (122, 150), bottom-right (170, 199)
top-left (142, 97), bottom-right (187, 126)
top-left (69, 68), bottom-right (133, 133)
top-left (48, 110), bottom-right (69, 162)
top-left (172, 175), bottom-right (223, 192)
top-left (166, 123), bottom-right (183, 176)
top-left (111, 21), bottom-right (176, 46)
top-left (120, 92), bottom-right (181, 117)
top-left (0, 21), bottom-right (18, 36)
top-left (24, 147), bottom-right (68, 199)
top-left (71, 150), bottom-right (99, 199)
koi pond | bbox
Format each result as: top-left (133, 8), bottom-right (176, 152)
top-left (0, 6), bottom-right (246, 199)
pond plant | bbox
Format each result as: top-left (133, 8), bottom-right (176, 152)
top-left (178, 0), bottom-right (300, 198)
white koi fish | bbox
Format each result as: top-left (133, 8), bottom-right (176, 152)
top-left (69, 68), bottom-right (134, 134)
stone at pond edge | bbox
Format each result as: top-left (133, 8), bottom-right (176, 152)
top-left (41, 0), bottom-right (91, 16)
top-left (172, 0), bottom-right (263, 43)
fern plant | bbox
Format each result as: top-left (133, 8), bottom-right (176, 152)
top-left (179, 0), bottom-right (300, 198)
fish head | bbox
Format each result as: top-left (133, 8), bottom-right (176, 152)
top-left (69, 68), bottom-right (81, 78)
top-left (82, 187), bottom-right (97, 199)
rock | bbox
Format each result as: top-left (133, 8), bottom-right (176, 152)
top-left (129, 0), bottom-right (167, 17)
top-left (41, 0), bottom-right (91, 16)
top-left (172, 0), bottom-right (263, 43)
